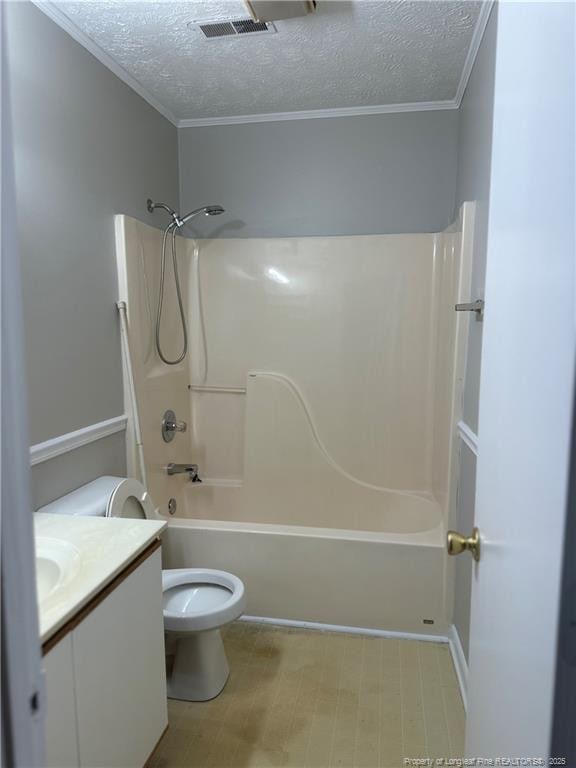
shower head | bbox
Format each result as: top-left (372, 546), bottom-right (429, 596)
top-left (179, 204), bottom-right (225, 225)
top-left (204, 205), bottom-right (225, 216)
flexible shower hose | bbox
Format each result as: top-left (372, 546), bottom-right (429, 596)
top-left (155, 223), bottom-right (188, 365)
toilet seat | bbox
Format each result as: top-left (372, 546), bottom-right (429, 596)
top-left (162, 569), bottom-right (246, 633)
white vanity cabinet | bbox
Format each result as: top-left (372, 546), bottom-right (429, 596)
top-left (42, 544), bottom-right (168, 768)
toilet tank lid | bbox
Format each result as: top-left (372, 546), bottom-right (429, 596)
top-left (36, 476), bottom-right (126, 517)
top-left (107, 478), bottom-right (156, 519)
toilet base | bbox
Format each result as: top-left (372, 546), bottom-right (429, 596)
top-left (167, 629), bottom-right (230, 702)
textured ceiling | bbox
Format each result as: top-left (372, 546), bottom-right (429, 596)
top-left (52, 0), bottom-right (483, 121)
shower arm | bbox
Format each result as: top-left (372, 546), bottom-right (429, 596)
top-left (147, 199), bottom-right (182, 228)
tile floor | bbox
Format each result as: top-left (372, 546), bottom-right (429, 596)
top-left (150, 621), bottom-right (465, 768)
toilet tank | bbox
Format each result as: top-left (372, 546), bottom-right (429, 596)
top-left (36, 476), bottom-right (154, 519)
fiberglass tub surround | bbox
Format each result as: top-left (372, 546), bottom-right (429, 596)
top-left (115, 203), bottom-right (475, 632)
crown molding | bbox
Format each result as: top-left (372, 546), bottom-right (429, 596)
top-left (30, 0), bottom-right (179, 126)
top-left (177, 99), bottom-right (459, 128)
top-left (454, 0), bottom-right (496, 107)
top-left (32, 0), bottom-right (493, 128)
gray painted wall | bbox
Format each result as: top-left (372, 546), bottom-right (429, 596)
top-left (30, 433), bottom-right (127, 511)
top-left (178, 111), bottom-right (459, 238)
top-left (6, 1), bottom-right (179, 506)
top-left (452, 6), bottom-right (497, 660)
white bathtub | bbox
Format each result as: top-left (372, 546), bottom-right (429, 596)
top-left (160, 485), bottom-right (447, 636)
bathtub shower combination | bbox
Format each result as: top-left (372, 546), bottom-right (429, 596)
top-left (115, 203), bottom-right (476, 636)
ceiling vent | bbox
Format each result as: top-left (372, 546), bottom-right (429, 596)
top-left (192, 18), bottom-right (277, 40)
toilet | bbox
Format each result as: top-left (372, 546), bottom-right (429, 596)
top-left (163, 569), bottom-right (245, 701)
top-left (38, 476), bottom-right (246, 701)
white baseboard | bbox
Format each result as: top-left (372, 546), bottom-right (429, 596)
top-left (239, 614), bottom-right (450, 645)
top-left (448, 624), bottom-right (469, 711)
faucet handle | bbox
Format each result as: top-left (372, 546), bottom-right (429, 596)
top-left (189, 466), bottom-right (202, 483)
top-left (162, 409), bottom-right (187, 443)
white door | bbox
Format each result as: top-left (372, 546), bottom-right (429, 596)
top-left (466, 0), bottom-right (575, 758)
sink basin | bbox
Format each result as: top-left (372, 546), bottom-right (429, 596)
top-left (35, 537), bottom-right (81, 604)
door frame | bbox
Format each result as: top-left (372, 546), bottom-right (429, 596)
top-left (1, 3), bottom-right (46, 763)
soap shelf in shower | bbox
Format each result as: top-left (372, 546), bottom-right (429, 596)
top-left (455, 299), bottom-right (484, 319)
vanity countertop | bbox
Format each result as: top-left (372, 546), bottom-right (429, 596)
top-left (34, 513), bottom-right (166, 644)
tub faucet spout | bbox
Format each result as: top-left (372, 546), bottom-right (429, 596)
top-left (166, 463), bottom-right (202, 483)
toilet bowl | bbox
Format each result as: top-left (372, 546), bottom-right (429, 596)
top-left (40, 476), bottom-right (247, 702)
top-left (163, 569), bottom-right (246, 701)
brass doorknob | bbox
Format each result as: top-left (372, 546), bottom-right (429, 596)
top-left (446, 527), bottom-right (481, 561)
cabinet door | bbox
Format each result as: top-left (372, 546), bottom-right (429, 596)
top-left (72, 550), bottom-right (167, 768)
top-left (43, 635), bottom-right (80, 767)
